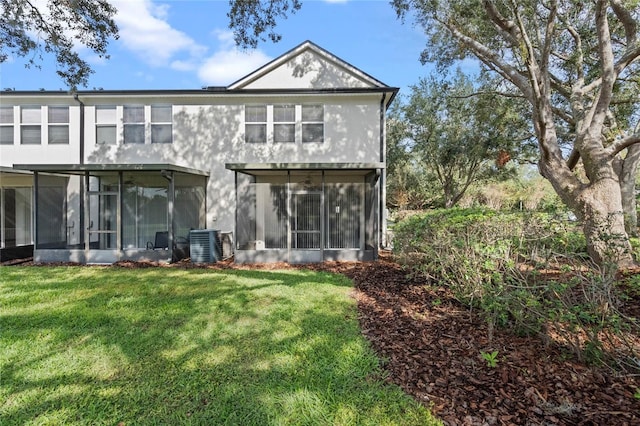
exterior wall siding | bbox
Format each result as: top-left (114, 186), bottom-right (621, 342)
top-left (75, 96), bottom-right (381, 235)
top-left (0, 41), bottom-right (396, 262)
top-left (0, 103), bottom-right (81, 166)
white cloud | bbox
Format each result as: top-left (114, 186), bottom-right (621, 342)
top-left (112, 0), bottom-right (206, 67)
top-left (170, 59), bottom-right (198, 72)
top-left (197, 31), bottom-right (272, 86)
top-left (107, 2), bottom-right (272, 87)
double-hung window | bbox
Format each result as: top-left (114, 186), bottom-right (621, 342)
top-left (0, 106), bottom-right (13, 145)
top-left (302, 105), bottom-right (324, 143)
top-left (151, 105), bottom-right (172, 144)
top-left (124, 105), bottom-right (145, 144)
top-left (96, 106), bottom-right (117, 145)
top-left (274, 105), bottom-right (296, 143)
top-left (21, 106), bottom-right (41, 145)
top-left (245, 105), bottom-right (267, 143)
top-left (48, 106), bottom-right (69, 144)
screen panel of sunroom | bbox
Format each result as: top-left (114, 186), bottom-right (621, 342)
top-left (88, 174), bottom-right (118, 249)
top-left (325, 182), bottom-right (362, 249)
top-left (122, 173), bottom-right (167, 249)
top-left (1, 187), bottom-right (32, 248)
top-left (35, 174), bottom-right (73, 249)
top-left (236, 172), bottom-right (366, 251)
top-left (174, 174), bottom-right (206, 241)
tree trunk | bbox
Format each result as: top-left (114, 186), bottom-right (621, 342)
top-left (619, 144), bottom-right (640, 237)
top-left (540, 137), bottom-right (636, 269)
top-left (575, 177), bottom-right (636, 269)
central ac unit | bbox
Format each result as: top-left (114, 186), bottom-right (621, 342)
top-left (189, 229), bottom-right (221, 263)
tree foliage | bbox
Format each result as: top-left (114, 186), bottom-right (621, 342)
top-left (228, 0), bottom-right (301, 49)
top-left (391, 0), bottom-right (640, 267)
top-left (0, 0), bottom-right (119, 89)
top-left (400, 70), bottom-right (536, 208)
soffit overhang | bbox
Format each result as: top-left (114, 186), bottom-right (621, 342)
top-left (13, 163), bottom-right (209, 176)
top-left (226, 162), bottom-right (384, 172)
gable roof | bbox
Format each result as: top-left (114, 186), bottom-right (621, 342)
top-left (228, 40), bottom-right (391, 90)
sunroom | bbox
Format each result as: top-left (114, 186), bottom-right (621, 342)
top-left (227, 163), bottom-right (383, 263)
top-left (14, 164), bottom-right (207, 264)
top-left (0, 167), bottom-right (34, 261)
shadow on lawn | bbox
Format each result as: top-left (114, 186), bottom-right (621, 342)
top-left (1, 267), bottom-right (420, 425)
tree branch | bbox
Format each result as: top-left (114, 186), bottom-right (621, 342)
top-left (584, 0), bottom-right (616, 135)
top-left (607, 134), bottom-right (640, 157)
top-left (438, 16), bottom-right (533, 99)
top-left (567, 148), bottom-right (581, 170)
top-left (540, 0), bottom-right (558, 79)
top-left (510, 0), bottom-right (544, 101)
top-left (610, 0), bottom-right (637, 47)
top-left (482, 0), bottom-right (521, 47)
top-left (580, 44), bottom-right (640, 96)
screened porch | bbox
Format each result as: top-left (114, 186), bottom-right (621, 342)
top-left (227, 163), bottom-right (382, 263)
top-left (14, 164), bottom-right (208, 264)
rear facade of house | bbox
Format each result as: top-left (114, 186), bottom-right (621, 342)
top-left (0, 41), bottom-right (397, 264)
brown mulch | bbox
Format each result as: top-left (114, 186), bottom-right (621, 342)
top-left (5, 254), bottom-right (640, 425)
top-left (306, 254), bottom-right (640, 426)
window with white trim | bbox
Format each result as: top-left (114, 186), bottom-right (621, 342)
top-left (0, 106), bottom-right (13, 145)
top-left (274, 105), bottom-right (296, 143)
top-left (151, 105), bottom-right (172, 144)
top-left (96, 106), bottom-right (117, 145)
top-left (21, 106), bottom-right (41, 145)
top-left (124, 105), bottom-right (145, 144)
top-left (48, 106), bottom-right (69, 144)
top-left (245, 105), bottom-right (267, 143)
top-left (302, 105), bottom-right (324, 143)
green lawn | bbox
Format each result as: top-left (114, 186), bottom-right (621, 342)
top-left (0, 266), bottom-right (438, 426)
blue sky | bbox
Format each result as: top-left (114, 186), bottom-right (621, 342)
top-left (1, 0), bottom-right (451, 95)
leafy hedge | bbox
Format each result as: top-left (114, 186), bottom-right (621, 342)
top-left (392, 209), bottom-right (635, 366)
top-left (393, 208), bottom-right (587, 291)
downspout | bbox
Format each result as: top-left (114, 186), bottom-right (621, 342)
top-left (73, 94), bottom-right (85, 165)
top-left (73, 94), bottom-right (85, 249)
top-left (378, 92), bottom-right (387, 253)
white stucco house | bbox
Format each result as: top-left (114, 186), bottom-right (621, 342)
top-left (0, 41), bottom-right (397, 264)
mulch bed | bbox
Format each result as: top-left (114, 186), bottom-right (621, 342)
top-left (5, 254), bottom-right (640, 425)
top-left (340, 256), bottom-right (640, 426)
top-left (305, 254), bottom-right (640, 425)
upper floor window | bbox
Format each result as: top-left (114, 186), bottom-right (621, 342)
top-left (245, 105), bottom-right (267, 143)
top-left (124, 105), bottom-right (145, 144)
top-left (274, 105), bottom-right (296, 143)
top-left (21, 106), bottom-right (41, 145)
top-left (0, 106), bottom-right (13, 145)
top-left (302, 105), bottom-right (324, 143)
top-left (96, 106), bottom-right (117, 145)
top-left (48, 106), bottom-right (69, 145)
top-left (151, 105), bottom-right (172, 144)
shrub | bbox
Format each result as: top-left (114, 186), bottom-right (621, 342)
top-left (393, 209), bottom-right (631, 367)
top-left (393, 208), bottom-right (586, 299)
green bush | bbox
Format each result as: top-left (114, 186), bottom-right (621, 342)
top-left (393, 209), bottom-right (628, 366)
top-left (393, 208), bottom-right (587, 298)
top-left (631, 237), bottom-right (640, 260)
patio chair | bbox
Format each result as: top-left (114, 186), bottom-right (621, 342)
top-left (147, 231), bottom-right (169, 250)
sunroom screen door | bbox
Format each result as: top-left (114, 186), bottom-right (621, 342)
top-left (291, 192), bottom-right (321, 249)
top-left (326, 184), bottom-right (361, 249)
top-left (88, 189), bottom-right (117, 249)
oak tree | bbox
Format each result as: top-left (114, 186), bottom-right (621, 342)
top-left (391, 0), bottom-right (640, 267)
